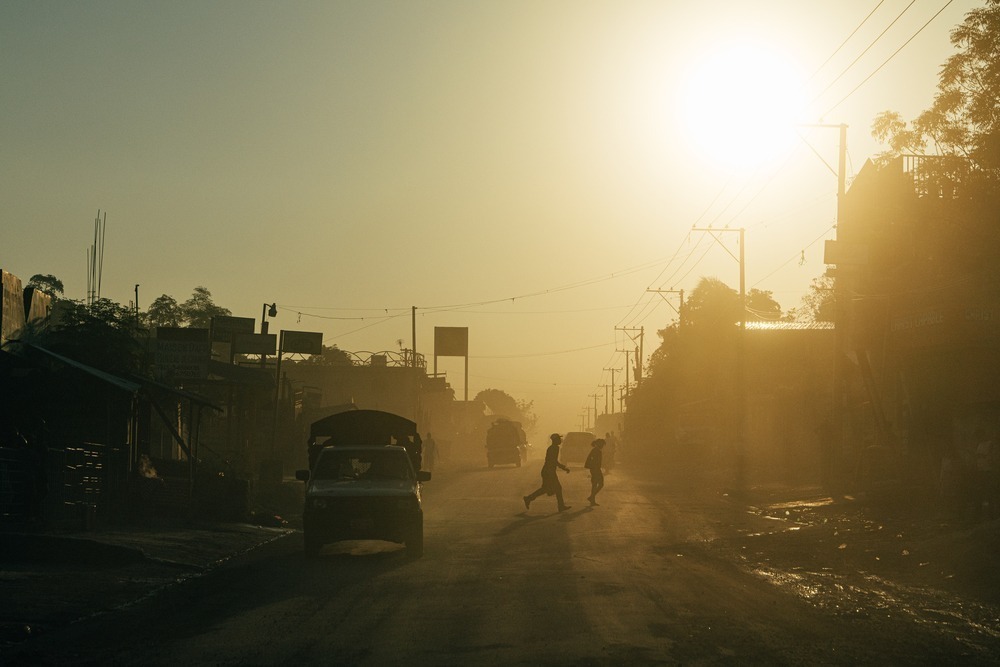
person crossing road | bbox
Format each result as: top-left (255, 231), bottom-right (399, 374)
top-left (523, 433), bottom-right (571, 512)
top-left (585, 438), bottom-right (605, 506)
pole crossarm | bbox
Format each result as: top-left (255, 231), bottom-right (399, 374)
top-left (645, 289), bottom-right (683, 316)
top-left (691, 227), bottom-right (743, 265)
top-left (614, 326), bottom-right (643, 346)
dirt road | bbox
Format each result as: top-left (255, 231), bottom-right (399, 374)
top-left (5, 457), bottom-right (999, 665)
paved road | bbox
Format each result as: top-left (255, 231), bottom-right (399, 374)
top-left (5, 459), bottom-right (1000, 665)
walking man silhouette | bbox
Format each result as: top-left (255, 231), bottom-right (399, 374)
top-left (585, 438), bottom-right (605, 506)
top-left (524, 433), bottom-right (571, 512)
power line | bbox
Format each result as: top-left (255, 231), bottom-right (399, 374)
top-left (288, 253), bottom-right (672, 323)
top-left (471, 341), bottom-right (615, 360)
top-left (820, 0), bottom-right (957, 118)
top-left (808, 0), bottom-right (888, 82)
top-left (810, 0), bottom-right (918, 107)
top-left (751, 224), bottom-right (837, 289)
top-left (447, 304), bottom-right (633, 315)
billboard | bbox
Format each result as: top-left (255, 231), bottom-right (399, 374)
top-left (210, 315), bottom-right (255, 343)
top-left (434, 327), bottom-right (469, 357)
top-left (155, 327), bottom-right (211, 380)
top-left (281, 330), bottom-right (323, 355)
top-left (233, 332), bottom-right (277, 355)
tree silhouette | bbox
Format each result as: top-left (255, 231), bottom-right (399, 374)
top-left (872, 1), bottom-right (1000, 183)
top-left (180, 287), bottom-right (231, 329)
top-left (146, 294), bottom-right (183, 328)
top-left (26, 274), bottom-right (64, 300)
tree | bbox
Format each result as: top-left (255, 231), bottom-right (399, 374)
top-left (682, 277), bottom-right (741, 329)
top-left (680, 279), bottom-right (784, 326)
top-left (746, 288), bottom-right (782, 321)
top-left (180, 287), bottom-right (231, 329)
top-left (872, 1), bottom-right (1000, 182)
top-left (145, 294), bottom-right (183, 328)
top-left (298, 344), bottom-right (353, 366)
top-left (41, 298), bottom-right (147, 376)
top-left (795, 276), bottom-right (836, 323)
top-left (27, 274), bottom-right (64, 300)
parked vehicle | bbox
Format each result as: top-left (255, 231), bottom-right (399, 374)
top-left (296, 445), bottom-right (429, 558)
top-left (307, 409), bottom-right (423, 472)
top-left (485, 418), bottom-right (525, 468)
top-left (559, 431), bottom-right (594, 466)
top-left (297, 410), bottom-right (430, 558)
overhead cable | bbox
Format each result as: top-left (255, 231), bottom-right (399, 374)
top-left (821, 0), bottom-right (956, 118)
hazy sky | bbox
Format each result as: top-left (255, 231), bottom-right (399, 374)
top-left (1, 0), bottom-right (980, 436)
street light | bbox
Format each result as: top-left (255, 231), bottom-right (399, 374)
top-left (261, 303), bottom-right (277, 333)
top-left (259, 302), bottom-right (280, 484)
top-left (260, 303), bottom-right (277, 369)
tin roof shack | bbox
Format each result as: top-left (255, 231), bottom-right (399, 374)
top-left (838, 156), bottom-right (1000, 491)
top-left (146, 326), bottom-right (274, 519)
top-left (0, 345), bottom-right (140, 528)
top-left (742, 322), bottom-right (836, 488)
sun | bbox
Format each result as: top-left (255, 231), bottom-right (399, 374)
top-left (677, 40), bottom-right (806, 172)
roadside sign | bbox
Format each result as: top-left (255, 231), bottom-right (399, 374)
top-left (233, 332), bottom-right (277, 355)
top-left (211, 315), bottom-right (255, 343)
top-left (281, 330), bottom-right (323, 355)
top-left (155, 327), bottom-right (210, 379)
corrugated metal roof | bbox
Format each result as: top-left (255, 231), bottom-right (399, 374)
top-left (744, 321), bottom-right (835, 331)
top-left (25, 343), bottom-right (141, 393)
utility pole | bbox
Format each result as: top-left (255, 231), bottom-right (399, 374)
top-left (600, 385), bottom-right (610, 414)
top-left (646, 289), bottom-right (684, 328)
top-left (603, 368), bottom-right (619, 414)
top-left (616, 348), bottom-right (631, 402)
top-left (260, 303), bottom-right (277, 369)
top-left (691, 227), bottom-right (746, 490)
top-left (801, 122), bottom-right (848, 485)
top-left (616, 326), bottom-right (645, 384)
top-left (589, 393), bottom-right (600, 429)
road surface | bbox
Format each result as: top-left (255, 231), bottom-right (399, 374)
top-left (6, 456), bottom-right (1000, 665)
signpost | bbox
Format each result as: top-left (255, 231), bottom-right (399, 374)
top-left (155, 327), bottom-right (210, 380)
top-left (210, 315), bottom-right (255, 343)
top-left (434, 326), bottom-right (469, 401)
top-left (265, 329), bottom-right (324, 484)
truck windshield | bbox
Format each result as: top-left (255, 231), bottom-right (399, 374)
top-left (314, 450), bottom-right (413, 481)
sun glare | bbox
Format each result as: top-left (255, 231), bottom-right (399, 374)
top-left (678, 41), bottom-right (805, 172)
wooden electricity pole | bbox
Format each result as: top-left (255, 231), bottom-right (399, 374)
top-left (691, 227), bottom-right (746, 489)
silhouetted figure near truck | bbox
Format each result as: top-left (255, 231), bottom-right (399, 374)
top-left (423, 433), bottom-right (437, 471)
top-left (585, 438), bottom-right (605, 506)
top-left (523, 433), bottom-right (571, 512)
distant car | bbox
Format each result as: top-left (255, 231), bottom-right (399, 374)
top-left (560, 431), bottom-right (594, 466)
top-left (296, 445), bottom-right (430, 558)
top-left (485, 419), bottom-right (525, 468)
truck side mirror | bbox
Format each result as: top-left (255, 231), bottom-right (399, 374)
top-left (295, 469), bottom-right (310, 482)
